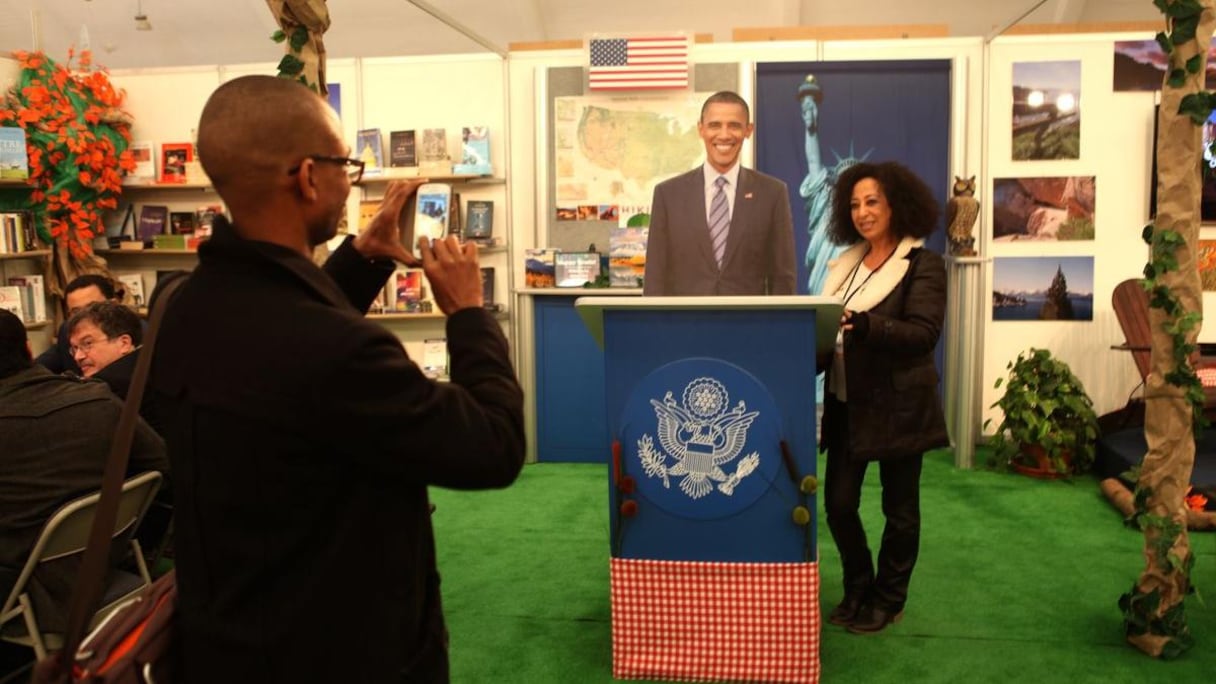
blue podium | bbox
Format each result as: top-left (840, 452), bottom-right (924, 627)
top-left (575, 295), bottom-right (841, 684)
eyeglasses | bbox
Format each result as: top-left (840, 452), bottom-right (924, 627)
top-left (69, 336), bottom-right (110, 357)
top-left (288, 155), bottom-right (365, 184)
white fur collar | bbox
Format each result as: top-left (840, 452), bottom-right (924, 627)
top-left (821, 236), bottom-right (924, 312)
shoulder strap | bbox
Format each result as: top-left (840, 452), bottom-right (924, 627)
top-left (57, 274), bottom-right (188, 665)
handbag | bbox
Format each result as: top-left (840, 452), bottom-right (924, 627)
top-left (31, 274), bottom-right (187, 684)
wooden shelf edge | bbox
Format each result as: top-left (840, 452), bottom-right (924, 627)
top-left (95, 248), bottom-right (199, 255)
top-left (359, 173), bottom-right (505, 185)
top-left (0, 249), bottom-right (51, 260)
top-left (121, 182), bottom-right (213, 190)
top-left (23, 320), bottom-right (51, 330)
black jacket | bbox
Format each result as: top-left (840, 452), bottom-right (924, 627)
top-left (149, 218), bottom-right (525, 683)
top-left (820, 239), bottom-right (949, 460)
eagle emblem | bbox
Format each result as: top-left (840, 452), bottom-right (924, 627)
top-left (637, 377), bottom-right (760, 499)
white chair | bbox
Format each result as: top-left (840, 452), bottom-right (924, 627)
top-left (0, 471), bottom-right (162, 660)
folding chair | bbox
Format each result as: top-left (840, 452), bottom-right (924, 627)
top-left (0, 471), bottom-right (162, 660)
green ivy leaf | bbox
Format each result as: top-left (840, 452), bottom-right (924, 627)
top-left (290, 26), bottom-right (310, 52)
top-left (1168, 67), bottom-right (1188, 88)
top-left (1156, 30), bottom-right (1173, 55)
top-left (1186, 53), bottom-right (1204, 74)
top-left (1143, 223), bottom-right (1155, 243)
top-left (271, 29), bottom-right (286, 43)
top-left (277, 54), bottom-right (305, 76)
top-left (1178, 92), bottom-right (1216, 124)
top-left (1172, 26), bottom-right (1197, 47)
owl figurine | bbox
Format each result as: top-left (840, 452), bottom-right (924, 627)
top-left (946, 175), bottom-right (979, 257)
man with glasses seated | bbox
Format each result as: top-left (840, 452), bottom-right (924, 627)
top-left (34, 274), bottom-right (124, 375)
top-left (147, 75), bottom-right (525, 684)
top-left (66, 301), bottom-right (143, 382)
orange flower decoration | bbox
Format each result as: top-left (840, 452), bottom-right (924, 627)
top-left (2, 50), bottom-right (133, 258)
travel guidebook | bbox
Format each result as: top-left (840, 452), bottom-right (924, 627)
top-left (465, 200), bottom-right (493, 241)
top-left (0, 127), bottom-right (29, 180)
top-left (453, 126), bottom-right (491, 175)
top-left (357, 128), bottom-right (384, 175)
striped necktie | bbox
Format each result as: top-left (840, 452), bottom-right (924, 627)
top-left (709, 175), bottom-right (730, 266)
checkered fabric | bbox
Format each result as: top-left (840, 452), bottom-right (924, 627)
top-left (610, 558), bottom-right (820, 683)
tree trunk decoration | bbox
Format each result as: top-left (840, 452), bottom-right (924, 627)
top-left (266, 0), bottom-right (330, 96)
top-left (1122, 0), bottom-right (1214, 659)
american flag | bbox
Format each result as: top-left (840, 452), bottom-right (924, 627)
top-left (588, 35), bottom-right (690, 91)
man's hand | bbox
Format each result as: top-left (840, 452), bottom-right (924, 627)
top-left (420, 236), bottom-right (483, 314)
top-left (352, 178), bottom-right (428, 266)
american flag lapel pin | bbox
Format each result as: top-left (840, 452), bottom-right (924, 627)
top-left (744, 192), bottom-right (754, 199)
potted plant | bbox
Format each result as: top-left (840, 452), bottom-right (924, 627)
top-left (985, 348), bottom-right (1099, 478)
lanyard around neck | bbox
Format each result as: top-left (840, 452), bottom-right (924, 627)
top-left (841, 244), bottom-right (896, 308)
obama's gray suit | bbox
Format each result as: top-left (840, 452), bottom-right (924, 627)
top-left (643, 166), bottom-right (796, 296)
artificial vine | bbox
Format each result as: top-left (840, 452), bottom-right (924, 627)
top-left (271, 26), bottom-right (314, 90)
top-left (1143, 0), bottom-right (1209, 439)
top-left (1120, 0), bottom-right (1210, 659)
top-left (1140, 223), bottom-right (1206, 434)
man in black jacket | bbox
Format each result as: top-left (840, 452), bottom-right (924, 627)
top-left (0, 309), bottom-right (167, 628)
top-left (148, 75), bottom-right (525, 683)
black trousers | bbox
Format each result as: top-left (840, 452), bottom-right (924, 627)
top-left (823, 395), bottom-right (924, 611)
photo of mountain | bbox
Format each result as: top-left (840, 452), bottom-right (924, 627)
top-left (992, 256), bottom-right (1094, 321)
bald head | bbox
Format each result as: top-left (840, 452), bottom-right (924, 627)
top-left (198, 75), bottom-right (343, 202)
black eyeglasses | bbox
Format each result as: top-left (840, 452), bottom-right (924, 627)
top-left (288, 155), bottom-right (365, 184)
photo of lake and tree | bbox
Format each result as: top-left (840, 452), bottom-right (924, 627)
top-left (992, 256), bottom-right (1094, 321)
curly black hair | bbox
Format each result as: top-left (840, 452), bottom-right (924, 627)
top-left (827, 161), bottom-right (940, 246)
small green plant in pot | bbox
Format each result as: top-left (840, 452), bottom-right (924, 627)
top-left (985, 348), bottom-right (1099, 477)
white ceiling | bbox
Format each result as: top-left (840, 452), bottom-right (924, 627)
top-left (0, 0), bottom-right (1163, 70)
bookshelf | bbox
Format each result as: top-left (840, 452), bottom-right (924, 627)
top-left (358, 173), bottom-right (506, 186)
top-left (0, 249), bottom-right (51, 261)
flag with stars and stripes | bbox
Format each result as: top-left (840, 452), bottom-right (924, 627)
top-left (587, 35), bottom-right (690, 91)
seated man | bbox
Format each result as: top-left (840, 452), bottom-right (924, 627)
top-left (66, 301), bottom-right (143, 385)
top-left (35, 274), bottom-right (123, 375)
top-left (0, 309), bottom-right (167, 630)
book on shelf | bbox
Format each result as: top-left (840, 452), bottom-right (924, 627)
top-left (418, 128), bottom-right (450, 175)
top-left (152, 234), bottom-right (189, 250)
top-left (170, 211), bottom-right (196, 235)
top-left (5, 275), bottom-right (45, 322)
top-left (554, 251), bottom-right (602, 288)
top-left (449, 192), bottom-right (462, 238)
top-left (0, 284), bottom-right (25, 321)
top-left (356, 129), bottom-right (384, 176)
top-left (524, 248), bottom-right (557, 288)
top-left (1, 212), bottom-right (37, 253)
top-left (138, 205), bottom-right (169, 243)
top-left (195, 205), bottom-right (223, 238)
top-left (127, 141), bottom-right (156, 182)
top-left (421, 338), bottom-right (448, 379)
top-left (453, 126), bottom-right (492, 175)
top-left (115, 273), bottom-right (146, 308)
top-left (609, 225), bottom-right (648, 288)
top-left (480, 266), bottom-right (500, 312)
top-left (0, 127), bottom-right (30, 180)
top-left (359, 200), bottom-right (382, 232)
top-left (420, 128), bottom-right (448, 163)
top-left (0, 285), bottom-right (26, 320)
top-left (387, 268), bottom-right (427, 313)
top-left (465, 200), bottom-right (493, 242)
top-left (159, 142), bottom-right (193, 183)
top-left (389, 130), bottom-right (417, 167)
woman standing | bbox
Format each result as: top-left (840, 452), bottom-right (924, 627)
top-left (817, 161), bottom-right (948, 634)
